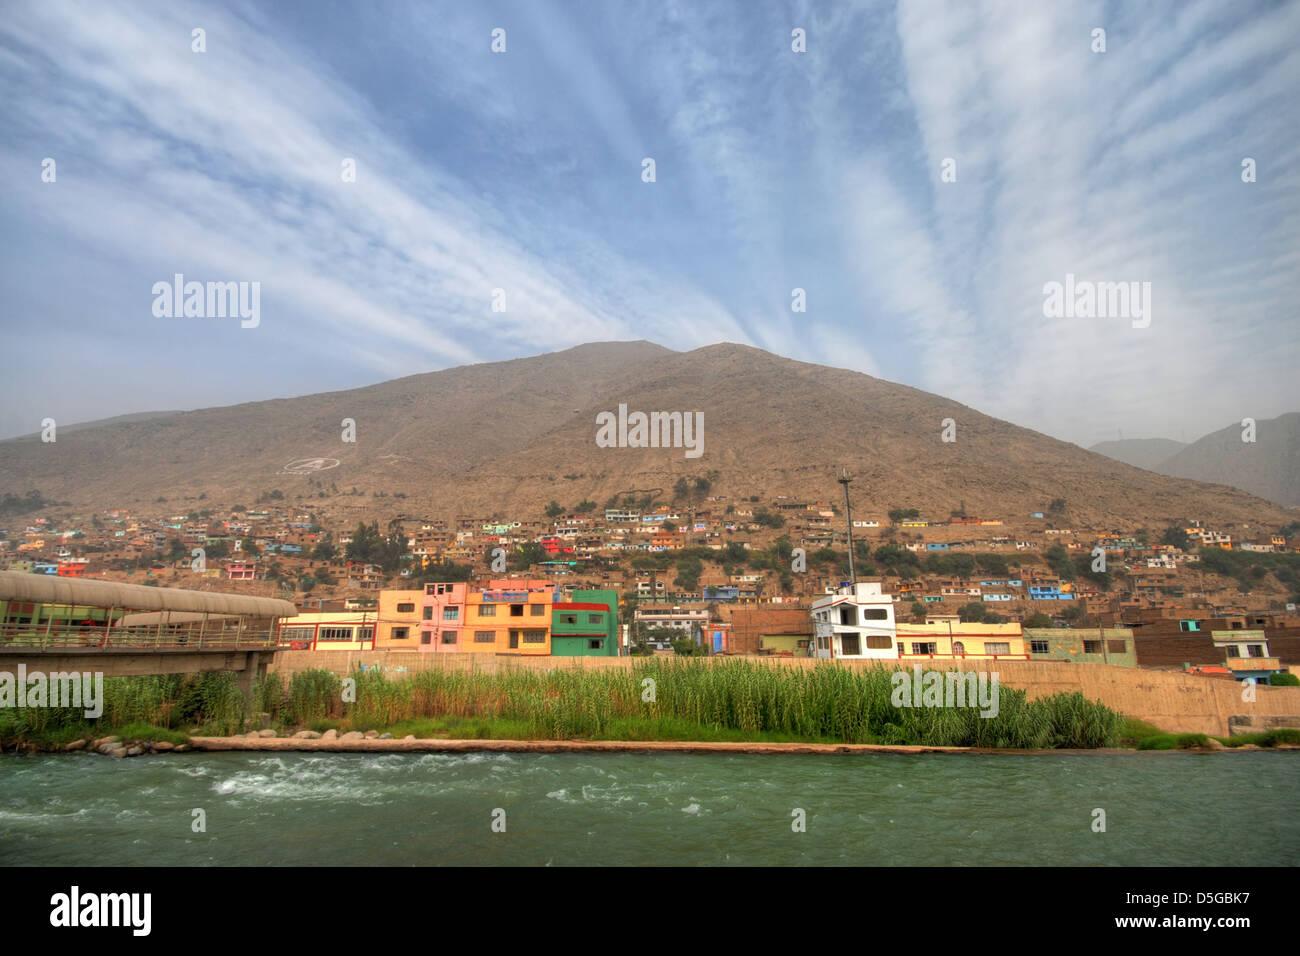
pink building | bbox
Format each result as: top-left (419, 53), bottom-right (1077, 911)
top-left (227, 561), bottom-right (258, 581)
top-left (420, 579), bottom-right (557, 652)
top-left (420, 581), bottom-right (468, 652)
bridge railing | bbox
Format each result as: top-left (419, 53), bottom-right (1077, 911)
top-left (0, 621), bottom-right (282, 650)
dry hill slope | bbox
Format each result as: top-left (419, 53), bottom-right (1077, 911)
top-left (1155, 413), bottom-right (1300, 508)
top-left (0, 342), bottom-right (1291, 528)
top-left (1089, 438), bottom-right (1188, 472)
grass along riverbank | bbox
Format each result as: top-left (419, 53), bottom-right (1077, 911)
top-left (1, 659), bottom-right (1131, 750)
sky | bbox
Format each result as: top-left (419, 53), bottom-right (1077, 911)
top-left (0, 0), bottom-right (1297, 448)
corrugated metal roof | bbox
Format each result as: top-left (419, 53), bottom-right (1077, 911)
top-left (0, 570), bottom-right (295, 617)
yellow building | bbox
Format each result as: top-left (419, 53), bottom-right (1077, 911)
top-left (462, 584), bottom-right (553, 655)
top-left (373, 589), bottom-right (423, 650)
top-left (895, 615), bottom-right (1028, 661)
top-left (279, 610), bottom-right (377, 651)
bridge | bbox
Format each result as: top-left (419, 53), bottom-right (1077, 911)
top-left (0, 570), bottom-right (296, 703)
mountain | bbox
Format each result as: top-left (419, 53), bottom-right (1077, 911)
top-left (1088, 438), bottom-right (1187, 472)
top-left (1155, 413), bottom-right (1300, 509)
top-left (0, 341), bottom-right (1292, 528)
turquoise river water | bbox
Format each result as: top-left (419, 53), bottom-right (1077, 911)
top-left (1, 750), bottom-right (1296, 866)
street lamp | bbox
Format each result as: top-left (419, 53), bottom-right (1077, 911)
top-left (838, 469), bottom-right (855, 586)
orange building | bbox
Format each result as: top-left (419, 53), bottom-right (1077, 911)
top-left (373, 589), bottom-right (424, 650)
top-left (463, 581), bottom-right (554, 654)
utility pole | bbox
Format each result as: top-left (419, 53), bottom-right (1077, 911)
top-left (839, 468), bottom-right (856, 586)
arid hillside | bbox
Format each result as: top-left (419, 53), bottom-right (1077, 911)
top-left (0, 341), bottom-right (1292, 527)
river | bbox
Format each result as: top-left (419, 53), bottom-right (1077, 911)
top-left (2, 751), bottom-right (1296, 866)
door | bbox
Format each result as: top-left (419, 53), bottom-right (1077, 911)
top-left (509, 630), bottom-right (519, 649)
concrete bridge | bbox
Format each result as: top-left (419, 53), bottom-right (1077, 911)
top-left (0, 570), bottom-right (295, 704)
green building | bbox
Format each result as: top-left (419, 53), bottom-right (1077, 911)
top-left (1024, 627), bottom-right (1137, 667)
top-left (551, 589), bottom-right (619, 656)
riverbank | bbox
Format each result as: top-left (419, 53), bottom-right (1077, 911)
top-left (12, 729), bottom-right (1300, 757)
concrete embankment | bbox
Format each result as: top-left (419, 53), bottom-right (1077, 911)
top-left (189, 736), bottom-right (973, 756)
top-left (267, 651), bottom-right (1300, 737)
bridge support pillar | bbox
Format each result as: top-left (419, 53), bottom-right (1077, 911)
top-left (235, 651), bottom-right (271, 716)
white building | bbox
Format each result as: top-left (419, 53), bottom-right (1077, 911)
top-left (810, 581), bottom-right (898, 659)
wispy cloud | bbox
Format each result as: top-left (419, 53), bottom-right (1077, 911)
top-left (0, 0), bottom-right (1295, 446)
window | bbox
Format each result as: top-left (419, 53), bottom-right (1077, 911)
top-left (865, 634), bottom-right (893, 650)
top-left (838, 607), bottom-right (857, 626)
top-left (863, 608), bottom-right (889, 620)
top-left (1179, 620), bottom-right (1198, 632)
top-left (911, 642), bottom-right (937, 655)
top-left (391, 627), bottom-right (409, 640)
top-left (443, 607), bottom-right (459, 620)
top-left (319, 627), bottom-right (354, 642)
top-left (441, 630), bottom-right (458, 645)
top-left (281, 626), bottom-right (313, 642)
top-left (359, 627), bottom-right (374, 642)
top-left (588, 613), bottom-right (603, 624)
top-left (396, 602), bottom-right (415, 613)
top-left (588, 639), bottom-right (604, 650)
top-left (1083, 640), bottom-right (1102, 654)
top-left (561, 614), bottom-right (577, 625)
top-left (1030, 640), bottom-right (1050, 654)
top-left (984, 642), bottom-right (1009, 656)
top-left (510, 604), bottom-right (524, 617)
top-left (1107, 640), bottom-right (1127, 654)
top-left (523, 630), bottom-right (547, 643)
top-left (1246, 644), bottom-right (1265, 658)
top-left (478, 604), bottom-right (496, 617)
top-left (423, 606), bottom-right (432, 620)
top-left (530, 604), bottom-right (545, 616)
top-left (421, 632), bottom-right (431, 645)
top-left (952, 641), bottom-right (966, 656)
top-left (474, 630), bottom-right (496, 643)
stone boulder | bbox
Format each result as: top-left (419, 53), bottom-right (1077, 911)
top-left (340, 731), bottom-right (365, 742)
top-left (64, 739), bottom-right (87, 752)
top-left (293, 730), bottom-right (322, 739)
top-left (153, 741), bottom-right (176, 753)
top-left (258, 729), bottom-right (277, 738)
top-left (321, 729), bottom-right (339, 740)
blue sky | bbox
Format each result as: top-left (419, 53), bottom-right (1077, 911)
top-left (1, 0), bottom-right (1296, 447)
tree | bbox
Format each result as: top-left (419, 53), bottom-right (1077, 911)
top-left (888, 507), bottom-right (920, 523)
top-left (509, 541), bottom-right (547, 571)
top-left (312, 534), bottom-right (337, 561)
top-left (662, 521), bottom-right (677, 532)
top-left (1044, 545), bottom-right (1075, 580)
top-left (575, 500), bottom-right (596, 513)
top-left (674, 555), bottom-right (703, 592)
top-left (957, 601), bottom-right (1002, 624)
top-left (1048, 498), bottom-right (1066, 515)
top-left (545, 501), bottom-right (565, 518)
top-left (752, 509), bottom-right (784, 529)
top-left (1023, 612), bottom-right (1053, 628)
top-left (673, 477), bottom-right (691, 500)
top-left (910, 600), bottom-right (927, 623)
top-left (1161, 526), bottom-right (1190, 549)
